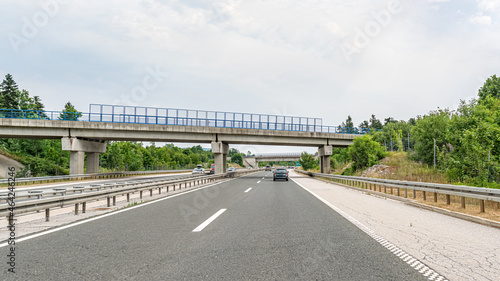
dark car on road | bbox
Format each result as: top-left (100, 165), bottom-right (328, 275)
top-left (273, 168), bottom-right (289, 181)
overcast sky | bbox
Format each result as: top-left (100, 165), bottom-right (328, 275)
top-left (1, 0), bottom-right (499, 154)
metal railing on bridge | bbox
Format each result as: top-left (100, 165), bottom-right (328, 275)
top-left (0, 104), bottom-right (379, 135)
top-left (244, 153), bottom-right (302, 158)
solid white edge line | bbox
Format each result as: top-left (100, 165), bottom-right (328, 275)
top-left (244, 188), bottom-right (252, 193)
top-left (257, 181), bottom-right (261, 183)
top-left (192, 209), bottom-right (227, 232)
top-left (290, 177), bottom-right (449, 281)
top-left (0, 176), bottom-right (242, 248)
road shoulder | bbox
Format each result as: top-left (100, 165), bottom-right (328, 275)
top-left (291, 171), bottom-right (500, 281)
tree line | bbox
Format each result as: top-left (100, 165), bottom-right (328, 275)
top-left (300, 75), bottom-right (500, 188)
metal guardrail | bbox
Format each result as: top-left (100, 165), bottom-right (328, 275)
top-left (0, 105), bottom-right (380, 135)
top-left (0, 173), bottom-right (197, 201)
top-left (296, 170), bottom-right (500, 213)
top-left (0, 170), bottom-right (191, 185)
top-left (0, 169), bottom-right (260, 219)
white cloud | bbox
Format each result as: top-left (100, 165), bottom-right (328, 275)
top-left (469, 13), bottom-right (492, 24)
top-left (478, 0), bottom-right (500, 12)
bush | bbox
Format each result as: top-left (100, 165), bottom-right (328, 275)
top-left (348, 135), bottom-right (387, 170)
top-left (298, 152), bottom-right (317, 171)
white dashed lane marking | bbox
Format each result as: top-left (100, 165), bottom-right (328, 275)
top-left (244, 188), bottom-right (252, 193)
top-left (192, 209), bottom-right (227, 232)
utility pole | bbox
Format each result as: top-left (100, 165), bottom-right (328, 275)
top-left (433, 139), bottom-right (436, 168)
top-left (407, 132), bottom-right (410, 151)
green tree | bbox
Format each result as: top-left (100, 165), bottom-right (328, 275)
top-left (228, 148), bottom-right (240, 157)
top-left (384, 117), bottom-right (396, 126)
top-left (344, 115), bottom-right (354, 128)
top-left (478, 75), bottom-right (500, 101)
top-left (59, 102), bottom-right (82, 121)
top-left (231, 153), bottom-right (243, 166)
top-left (299, 152), bottom-right (317, 170)
top-left (369, 114), bottom-right (383, 130)
top-left (347, 135), bottom-right (387, 170)
top-left (0, 74), bottom-right (20, 110)
top-left (440, 97), bottom-right (500, 184)
top-left (359, 120), bottom-right (369, 129)
top-left (330, 147), bottom-right (349, 169)
top-left (410, 109), bottom-right (451, 165)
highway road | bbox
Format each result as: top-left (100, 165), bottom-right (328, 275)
top-left (2, 171), bottom-right (432, 280)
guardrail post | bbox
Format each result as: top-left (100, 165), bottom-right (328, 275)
top-left (82, 202), bottom-right (86, 213)
top-left (45, 208), bottom-right (50, 222)
top-left (480, 200), bottom-right (485, 213)
top-left (423, 191), bottom-right (427, 201)
top-left (107, 197), bottom-right (111, 207)
top-left (434, 192), bottom-right (438, 203)
top-left (127, 193), bottom-right (130, 202)
top-left (159, 187), bottom-right (161, 194)
top-left (446, 194), bottom-right (451, 205)
top-left (397, 187), bottom-right (400, 197)
top-left (404, 188), bottom-right (407, 198)
top-left (140, 191), bottom-right (143, 199)
top-left (461, 197), bottom-right (466, 209)
top-left (413, 188), bottom-right (416, 199)
top-left (173, 184), bottom-right (176, 191)
top-left (150, 189), bottom-right (153, 196)
top-left (383, 185), bottom-right (387, 193)
top-left (75, 203), bottom-right (79, 215)
top-left (113, 196), bottom-right (116, 206)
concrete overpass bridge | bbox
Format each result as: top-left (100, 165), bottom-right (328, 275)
top-left (243, 153), bottom-right (313, 167)
top-left (0, 104), bottom-right (371, 175)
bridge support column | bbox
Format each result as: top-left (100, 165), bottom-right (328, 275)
top-left (211, 141), bottom-right (228, 174)
top-left (87, 153), bottom-right (100, 174)
top-left (318, 145), bottom-right (332, 174)
top-left (62, 137), bottom-right (106, 175)
top-left (69, 151), bottom-right (85, 175)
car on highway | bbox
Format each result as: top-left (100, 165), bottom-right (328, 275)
top-left (192, 168), bottom-right (205, 175)
top-left (273, 168), bottom-right (289, 181)
top-left (265, 165), bottom-right (272, 171)
top-left (210, 163), bottom-right (215, 174)
top-left (227, 167), bottom-right (236, 172)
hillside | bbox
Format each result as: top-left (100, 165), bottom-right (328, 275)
top-left (0, 152), bottom-right (24, 178)
top-left (359, 152), bottom-right (448, 184)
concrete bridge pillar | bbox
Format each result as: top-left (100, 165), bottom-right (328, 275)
top-left (69, 151), bottom-right (85, 175)
top-left (211, 141), bottom-right (229, 174)
top-left (62, 137), bottom-right (106, 175)
top-left (86, 153), bottom-right (100, 174)
top-left (318, 145), bottom-right (333, 174)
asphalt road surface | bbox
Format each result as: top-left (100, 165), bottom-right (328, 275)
top-left (2, 171), bottom-right (430, 280)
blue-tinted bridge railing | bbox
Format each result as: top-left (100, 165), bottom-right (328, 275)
top-left (0, 104), bottom-right (377, 135)
top-left (244, 153), bottom-right (302, 158)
